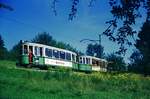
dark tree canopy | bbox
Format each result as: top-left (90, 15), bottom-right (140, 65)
top-left (0, 34), bottom-right (8, 60)
top-left (135, 20), bottom-right (150, 75)
top-left (0, 35), bottom-right (4, 48)
top-left (106, 53), bottom-right (126, 72)
top-left (130, 50), bottom-right (142, 65)
top-left (9, 41), bottom-right (22, 61)
top-left (128, 50), bottom-right (143, 73)
top-left (86, 43), bottom-right (104, 58)
top-left (135, 21), bottom-right (150, 58)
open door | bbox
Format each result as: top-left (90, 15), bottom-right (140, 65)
top-left (29, 46), bottom-right (33, 64)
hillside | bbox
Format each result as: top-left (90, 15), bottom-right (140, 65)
top-left (0, 60), bottom-right (150, 99)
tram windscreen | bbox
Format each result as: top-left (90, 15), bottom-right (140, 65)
top-left (23, 45), bottom-right (28, 54)
top-left (92, 59), bottom-right (99, 66)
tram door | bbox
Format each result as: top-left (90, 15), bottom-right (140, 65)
top-left (29, 46), bottom-right (33, 64)
top-left (34, 47), bottom-right (43, 65)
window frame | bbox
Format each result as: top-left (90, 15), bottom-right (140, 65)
top-left (60, 51), bottom-right (65, 60)
top-left (66, 52), bottom-right (71, 61)
top-left (45, 48), bottom-right (52, 57)
top-left (52, 49), bottom-right (59, 59)
top-left (23, 45), bottom-right (28, 55)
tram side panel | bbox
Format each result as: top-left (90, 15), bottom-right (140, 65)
top-left (21, 54), bottom-right (29, 65)
top-left (20, 42), bottom-right (107, 72)
top-left (44, 58), bottom-right (73, 67)
top-left (78, 56), bottom-right (92, 72)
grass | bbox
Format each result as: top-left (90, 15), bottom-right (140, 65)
top-left (0, 60), bottom-right (150, 99)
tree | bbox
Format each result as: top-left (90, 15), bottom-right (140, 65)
top-left (0, 34), bottom-right (8, 60)
top-left (135, 20), bottom-right (150, 75)
top-left (86, 43), bottom-right (104, 58)
top-left (9, 41), bottom-right (22, 61)
top-left (32, 32), bottom-right (57, 46)
top-left (128, 50), bottom-right (143, 73)
top-left (32, 32), bottom-right (80, 53)
top-left (51, 0), bottom-right (150, 54)
top-left (106, 53), bottom-right (126, 72)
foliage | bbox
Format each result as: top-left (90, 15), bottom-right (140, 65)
top-left (106, 53), bottom-right (126, 72)
top-left (51, 0), bottom-right (150, 54)
top-left (128, 50), bottom-right (143, 73)
top-left (31, 32), bottom-right (81, 53)
top-left (31, 32), bottom-right (57, 46)
top-left (9, 41), bottom-right (22, 61)
top-left (0, 60), bottom-right (150, 99)
top-left (134, 20), bottom-right (150, 75)
top-left (86, 43), bottom-right (104, 58)
top-left (0, 34), bottom-right (8, 60)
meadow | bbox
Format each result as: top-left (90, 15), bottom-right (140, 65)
top-left (0, 60), bottom-right (150, 99)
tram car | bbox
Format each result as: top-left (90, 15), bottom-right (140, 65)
top-left (19, 41), bottom-right (107, 72)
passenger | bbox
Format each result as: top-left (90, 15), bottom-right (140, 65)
top-left (29, 49), bottom-right (33, 64)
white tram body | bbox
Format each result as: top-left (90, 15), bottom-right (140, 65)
top-left (21, 42), bottom-right (77, 68)
top-left (20, 41), bottom-right (108, 72)
top-left (79, 56), bottom-right (107, 72)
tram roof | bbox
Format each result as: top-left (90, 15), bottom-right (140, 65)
top-left (80, 55), bottom-right (107, 62)
top-left (22, 41), bottom-right (77, 55)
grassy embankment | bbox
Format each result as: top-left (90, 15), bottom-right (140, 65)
top-left (0, 60), bottom-right (150, 99)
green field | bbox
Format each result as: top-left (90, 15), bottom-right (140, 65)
top-left (0, 60), bottom-right (150, 99)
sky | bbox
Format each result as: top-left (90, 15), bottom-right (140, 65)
top-left (0, 0), bottom-right (146, 63)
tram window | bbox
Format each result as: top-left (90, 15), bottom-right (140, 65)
top-left (53, 50), bottom-right (59, 58)
top-left (39, 47), bottom-right (43, 56)
top-left (99, 61), bottom-right (102, 67)
top-left (103, 61), bottom-right (105, 68)
top-left (96, 61), bottom-right (100, 66)
top-left (66, 53), bottom-right (71, 61)
top-left (72, 54), bottom-right (76, 62)
top-left (92, 59), bottom-right (97, 66)
top-left (83, 58), bottom-right (85, 64)
top-left (45, 48), bottom-right (52, 57)
top-left (29, 46), bottom-right (33, 52)
top-left (23, 45), bottom-right (28, 54)
top-left (34, 47), bottom-right (43, 56)
top-left (60, 51), bottom-right (65, 59)
top-left (79, 57), bottom-right (82, 64)
top-left (86, 58), bottom-right (90, 64)
top-left (37, 47), bottom-right (40, 56)
top-left (34, 46), bottom-right (38, 56)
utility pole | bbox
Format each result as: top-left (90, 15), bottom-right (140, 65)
top-left (80, 34), bottom-right (103, 71)
top-left (99, 34), bottom-right (101, 46)
top-left (99, 34), bottom-right (102, 58)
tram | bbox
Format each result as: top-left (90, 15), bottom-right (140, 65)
top-left (78, 56), bottom-right (107, 72)
top-left (19, 41), bottom-right (107, 72)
